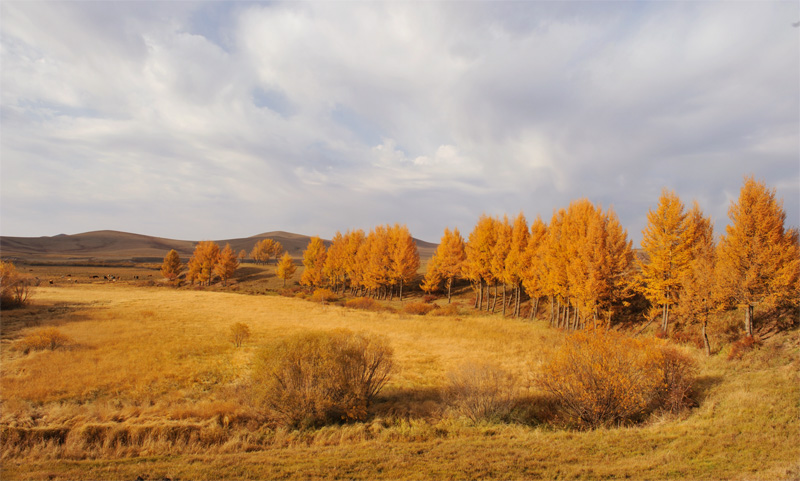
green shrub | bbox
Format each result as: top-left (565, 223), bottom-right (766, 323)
top-left (402, 302), bottom-right (435, 316)
top-left (19, 328), bottom-right (72, 353)
top-left (252, 329), bottom-right (393, 429)
top-left (444, 362), bottom-right (518, 423)
top-left (536, 329), bottom-right (696, 428)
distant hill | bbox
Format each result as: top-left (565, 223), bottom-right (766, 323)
top-left (0, 230), bottom-right (437, 262)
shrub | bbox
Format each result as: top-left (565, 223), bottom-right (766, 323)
top-left (431, 303), bottom-right (461, 317)
top-left (252, 329), bottom-right (393, 429)
top-left (728, 335), bottom-right (761, 360)
top-left (230, 322), bottom-right (251, 348)
top-left (345, 297), bottom-right (383, 312)
top-left (536, 329), bottom-right (696, 428)
top-left (310, 288), bottom-right (338, 303)
top-left (402, 302), bottom-right (435, 316)
top-left (0, 261), bottom-right (33, 309)
top-left (444, 362), bottom-right (518, 423)
top-left (19, 328), bottom-right (72, 353)
top-left (422, 294), bottom-right (437, 303)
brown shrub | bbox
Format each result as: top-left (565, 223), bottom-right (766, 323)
top-left (230, 322), bottom-right (251, 348)
top-left (345, 297), bottom-right (383, 311)
top-left (728, 335), bottom-right (761, 360)
top-left (19, 328), bottom-right (73, 353)
top-left (431, 303), bottom-right (461, 317)
top-left (0, 261), bottom-right (33, 309)
top-left (252, 329), bottom-right (394, 429)
top-left (536, 329), bottom-right (696, 428)
top-left (310, 288), bottom-right (338, 303)
top-left (402, 302), bottom-right (435, 316)
top-left (444, 362), bottom-right (518, 423)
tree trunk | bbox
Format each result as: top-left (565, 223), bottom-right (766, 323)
top-left (549, 296), bottom-right (555, 326)
top-left (702, 316), bottom-right (711, 356)
top-left (502, 284), bottom-right (507, 317)
top-left (399, 279), bottom-right (403, 302)
top-left (477, 280), bottom-right (483, 310)
top-left (447, 277), bottom-right (452, 303)
top-left (745, 304), bottom-right (754, 337)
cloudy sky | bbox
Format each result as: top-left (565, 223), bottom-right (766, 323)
top-left (1, 1), bottom-right (798, 245)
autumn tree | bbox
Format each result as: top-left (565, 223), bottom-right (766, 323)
top-left (0, 261), bottom-right (32, 308)
top-left (215, 243), bottom-right (239, 286)
top-left (521, 216), bottom-right (548, 320)
top-left (276, 252), bottom-right (297, 287)
top-left (323, 232), bottom-right (348, 293)
top-left (504, 213), bottom-right (529, 317)
top-left (490, 215), bottom-right (512, 314)
top-left (388, 224), bottom-right (420, 301)
top-left (251, 239), bottom-right (277, 265)
top-left (343, 230), bottom-right (366, 295)
top-left (187, 241), bottom-right (220, 286)
top-left (271, 241), bottom-right (285, 264)
top-left (361, 226), bottom-right (391, 298)
top-left (464, 215), bottom-right (497, 310)
top-left (238, 249), bottom-right (248, 263)
top-left (637, 190), bottom-right (691, 334)
top-left (422, 227), bottom-right (466, 302)
top-left (675, 202), bottom-right (716, 354)
top-left (160, 249), bottom-right (182, 284)
top-left (716, 176), bottom-right (800, 337)
top-left (301, 236), bottom-right (328, 288)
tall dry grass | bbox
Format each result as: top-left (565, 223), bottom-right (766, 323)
top-left (1, 284), bottom-right (798, 480)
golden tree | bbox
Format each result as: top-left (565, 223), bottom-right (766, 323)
top-left (324, 231), bottom-right (348, 293)
top-left (160, 249), bottom-right (182, 284)
top-left (362, 226), bottom-right (391, 298)
top-left (388, 224), bottom-right (420, 301)
top-left (598, 208), bottom-right (634, 328)
top-left (0, 261), bottom-right (32, 308)
top-left (187, 241), bottom-right (220, 286)
top-left (276, 252), bottom-right (297, 287)
top-left (490, 215), bottom-right (512, 314)
top-left (343, 229), bottom-right (366, 295)
top-left (301, 237), bottom-right (328, 288)
top-left (464, 215), bottom-right (497, 310)
top-left (716, 176), bottom-right (800, 337)
top-left (272, 241), bottom-right (285, 264)
top-left (675, 202), bottom-right (716, 354)
top-left (504, 213), bottom-right (529, 317)
top-left (423, 227), bottom-right (466, 302)
top-left (238, 249), bottom-right (248, 263)
top-left (543, 209), bottom-right (570, 327)
top-left (521, 216), bottom-right (548, 320)
top-left (215, 243), bottom-right (239, 286)
top-left (637, 189), bottom-right (691, 334)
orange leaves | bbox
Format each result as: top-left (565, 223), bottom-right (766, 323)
top-left (250, 239), bottom-right (284, 265)
top-left (422, 227), bottom-right (466, 301)
top-left (187, 241), bottom-right (220, 286)
top-left (214, 243), bottom-right (239, 286)
top-left (537, 329), bottom-right (695, 427)
top-left (160, 249), bottom-right (182, 282)
top-left (276, 252), bottom-right (297, 287)
top-left (300, 237), bottom-right (327, 288)
top-left (716, 176), bottom-right (800, 335)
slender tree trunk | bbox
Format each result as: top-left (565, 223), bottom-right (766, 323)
top-left (549, 296), bottom-right (555, 326)
top-left (477, 280), bottom-right (483, 310)
top-left (447, 277), bottom-right (452, 303)
top-left (702, 313), bottom-right (711, 356)
top-left (593, 307), bottom-right (598, 330)
top-left (745, 304), bottom-right (754, 337)
top-left (502, 284), bottom-right (507, 317)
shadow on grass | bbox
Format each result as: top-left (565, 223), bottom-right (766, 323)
top-left (0, 301), bottom-right (93, 340)
top-left (692, 374), bottom-right (725, 405)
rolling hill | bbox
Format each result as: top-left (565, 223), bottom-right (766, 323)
top-left (0, 230), bottom-right (437, 262)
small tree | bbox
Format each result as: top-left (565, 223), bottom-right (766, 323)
top-left (301, 237), bottom-right (327, 288)
top-left (238, 249), bottom-right (248, 263)
top-left (215, 243), bottom-right (239, 286)
top-left (187, 241), bottom-right (220, 286)
top-left (160, 249), bottom-right (182, 284)
top-left (276, 252), bottom-right (297, 287)
top-left (230, 322), bottom-right (251, 348)
top-left (0, 261), bottom-right (32, 308)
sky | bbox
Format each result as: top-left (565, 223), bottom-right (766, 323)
top-left (1, 1), bottom-right (798, 246)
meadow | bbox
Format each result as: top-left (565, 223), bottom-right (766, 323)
top-left (1, 275), bottom-right (798, 480)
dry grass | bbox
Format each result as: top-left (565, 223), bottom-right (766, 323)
top-left (1, 284), bottom-right (798, 480)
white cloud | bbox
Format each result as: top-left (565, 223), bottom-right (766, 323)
top-left (1, 1), bottom-right (797, 242)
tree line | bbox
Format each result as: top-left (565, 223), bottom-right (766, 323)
top-left (419, 175), bottom-right (798, 351)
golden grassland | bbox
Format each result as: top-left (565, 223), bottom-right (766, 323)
top-left (1, 282), bottom-right (798, 480)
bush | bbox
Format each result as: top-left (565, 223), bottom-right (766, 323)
top-left (728, 335), bottom-right (760, 360)
top-left (345, 297), bottom-right (383, 312)
top-left (19, 328), bottom-right (72, 353)
top-left (252, 329), bottom-right (393, 429)
top-left (431, 304), bottom-right (461, 317)
top-left (444, 362), bottom-right (518, 423)
top-left (310, 288), bottom-right (338, 303)
top-left (230, 322), bottom-right (251, 348)
top-left (402, 302), bottom-right (436, 316)
top-left (536, 329), bottom-right (696, 428)
top-left (0, 261), bottom-right (33, 309)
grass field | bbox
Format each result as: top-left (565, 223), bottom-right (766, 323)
top-left (1, 282), bottom-right (798, 480)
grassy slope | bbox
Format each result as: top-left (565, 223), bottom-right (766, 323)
top-left (1, 285), bottom-right (798, 480)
